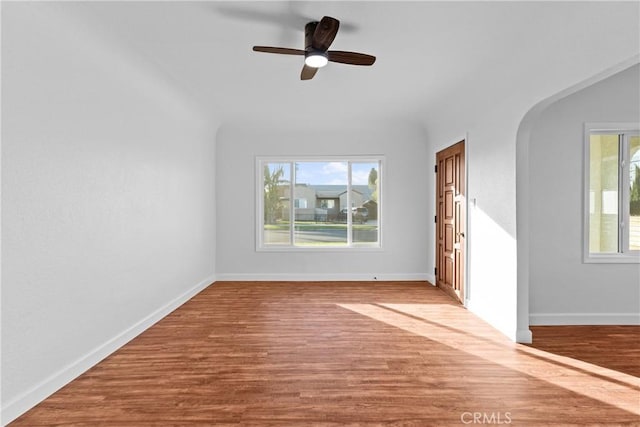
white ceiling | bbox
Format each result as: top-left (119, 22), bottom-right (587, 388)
top-left (7, 1), bottom-right (640, 132)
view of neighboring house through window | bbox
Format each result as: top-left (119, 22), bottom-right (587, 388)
top-left (258, 157), bottom-right (381, 249)
top-left (586, 126), bottom-right (640, 261)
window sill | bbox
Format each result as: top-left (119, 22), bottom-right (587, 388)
top-left (257, 245), bottom-right (383, 253)
top-left (583, 253), bottom-right (640, 264)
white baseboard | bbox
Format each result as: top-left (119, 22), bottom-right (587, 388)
top-left (530, 312), bottom-right (640, 326)
top-left (1, 274), bottom-right (216, 426)
top-left (515, 328), bottom-right (533, 344)
top-left (215, 273), bottom-right (433, 282)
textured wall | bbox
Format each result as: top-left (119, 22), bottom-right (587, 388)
top-left (1, 4), bottom-right (216, 421)
top-left (215, 123), bottom-right (431, 281)
top-left (528, 64), bottom-right (640, 324)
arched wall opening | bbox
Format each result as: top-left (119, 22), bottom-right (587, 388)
top-left (516, 56), bottom-right (640, 342)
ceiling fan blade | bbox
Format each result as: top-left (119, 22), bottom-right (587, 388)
top-left (253, 46), bottom-right (305, 55)
top-left (312, 16), bottom-right (340, 51)
top-left (328, 50), bottom-right (376, 66)
top-left (300, 64), bottom-right (318, 80)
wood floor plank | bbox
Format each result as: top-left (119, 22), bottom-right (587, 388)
top-left (9, 281), bottom-right (640, 426)
top-left (529, 325), bottom-right (640, 378)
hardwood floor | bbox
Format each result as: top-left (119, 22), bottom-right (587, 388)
top-left (9, 281), bottom-right (640, 426)
top-left (529, 325), bottom-right (640, 378)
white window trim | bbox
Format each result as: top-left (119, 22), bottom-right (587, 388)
top-left (583, 123), bottom-right (640, 263)
top-left (256, 155), bottom-right (384, 252)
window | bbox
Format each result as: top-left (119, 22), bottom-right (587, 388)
top-left (320, 200), bottom-right (335, 209)
top-left (257, 157), bottom-right (382, 250)
top-left (584, 124), bottom-right (640, 262)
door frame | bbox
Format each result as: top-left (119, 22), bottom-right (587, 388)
top-left (435, 139), bottom-right (469, 305)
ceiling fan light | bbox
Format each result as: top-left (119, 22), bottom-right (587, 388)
top-left (305, 53), bottom-right (328, 68)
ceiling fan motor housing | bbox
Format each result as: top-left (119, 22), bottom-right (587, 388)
top-left (304, 21), bottom-right (328, 67)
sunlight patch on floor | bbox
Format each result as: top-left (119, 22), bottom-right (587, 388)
top-left (337, 302), bottom-right (640, 415)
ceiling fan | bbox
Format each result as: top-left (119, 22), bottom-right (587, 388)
top-left (252, 16), bottom-right (376, 80)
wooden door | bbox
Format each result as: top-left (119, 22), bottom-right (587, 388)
top-left (436, 140), bottom-right (465, 303)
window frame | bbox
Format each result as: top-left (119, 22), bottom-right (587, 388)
top-left (256, 155), bottom-right (384, 252)
top-left (583, 123), bottom-right (640, 263)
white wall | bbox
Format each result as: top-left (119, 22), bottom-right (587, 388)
top-left (215, 123), bottom-right (431, 281)
top-left (1, 4), bottom-right (216, 423)
top-left (427, 61), bottom-right (639, 341)
top-left (425, 117), bottom-right (522, 341)
top-left (527, 64), bottom-right (640, 325)
top-left (425, 62), bottom-right (640, 344)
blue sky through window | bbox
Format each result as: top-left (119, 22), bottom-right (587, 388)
top-left (266, 161), bottom-right (378, 185)
top-left (294, 162), bottom-right (376, 185)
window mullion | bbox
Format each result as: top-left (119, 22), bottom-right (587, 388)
top-left (290, 161), bottom-right (295, 246)
top-left (620, 134), bottom-right (630, 253)
top-left (347, 161), bottom-right (353, 246)
top-left (619, 135), bottom-right (624, 253)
